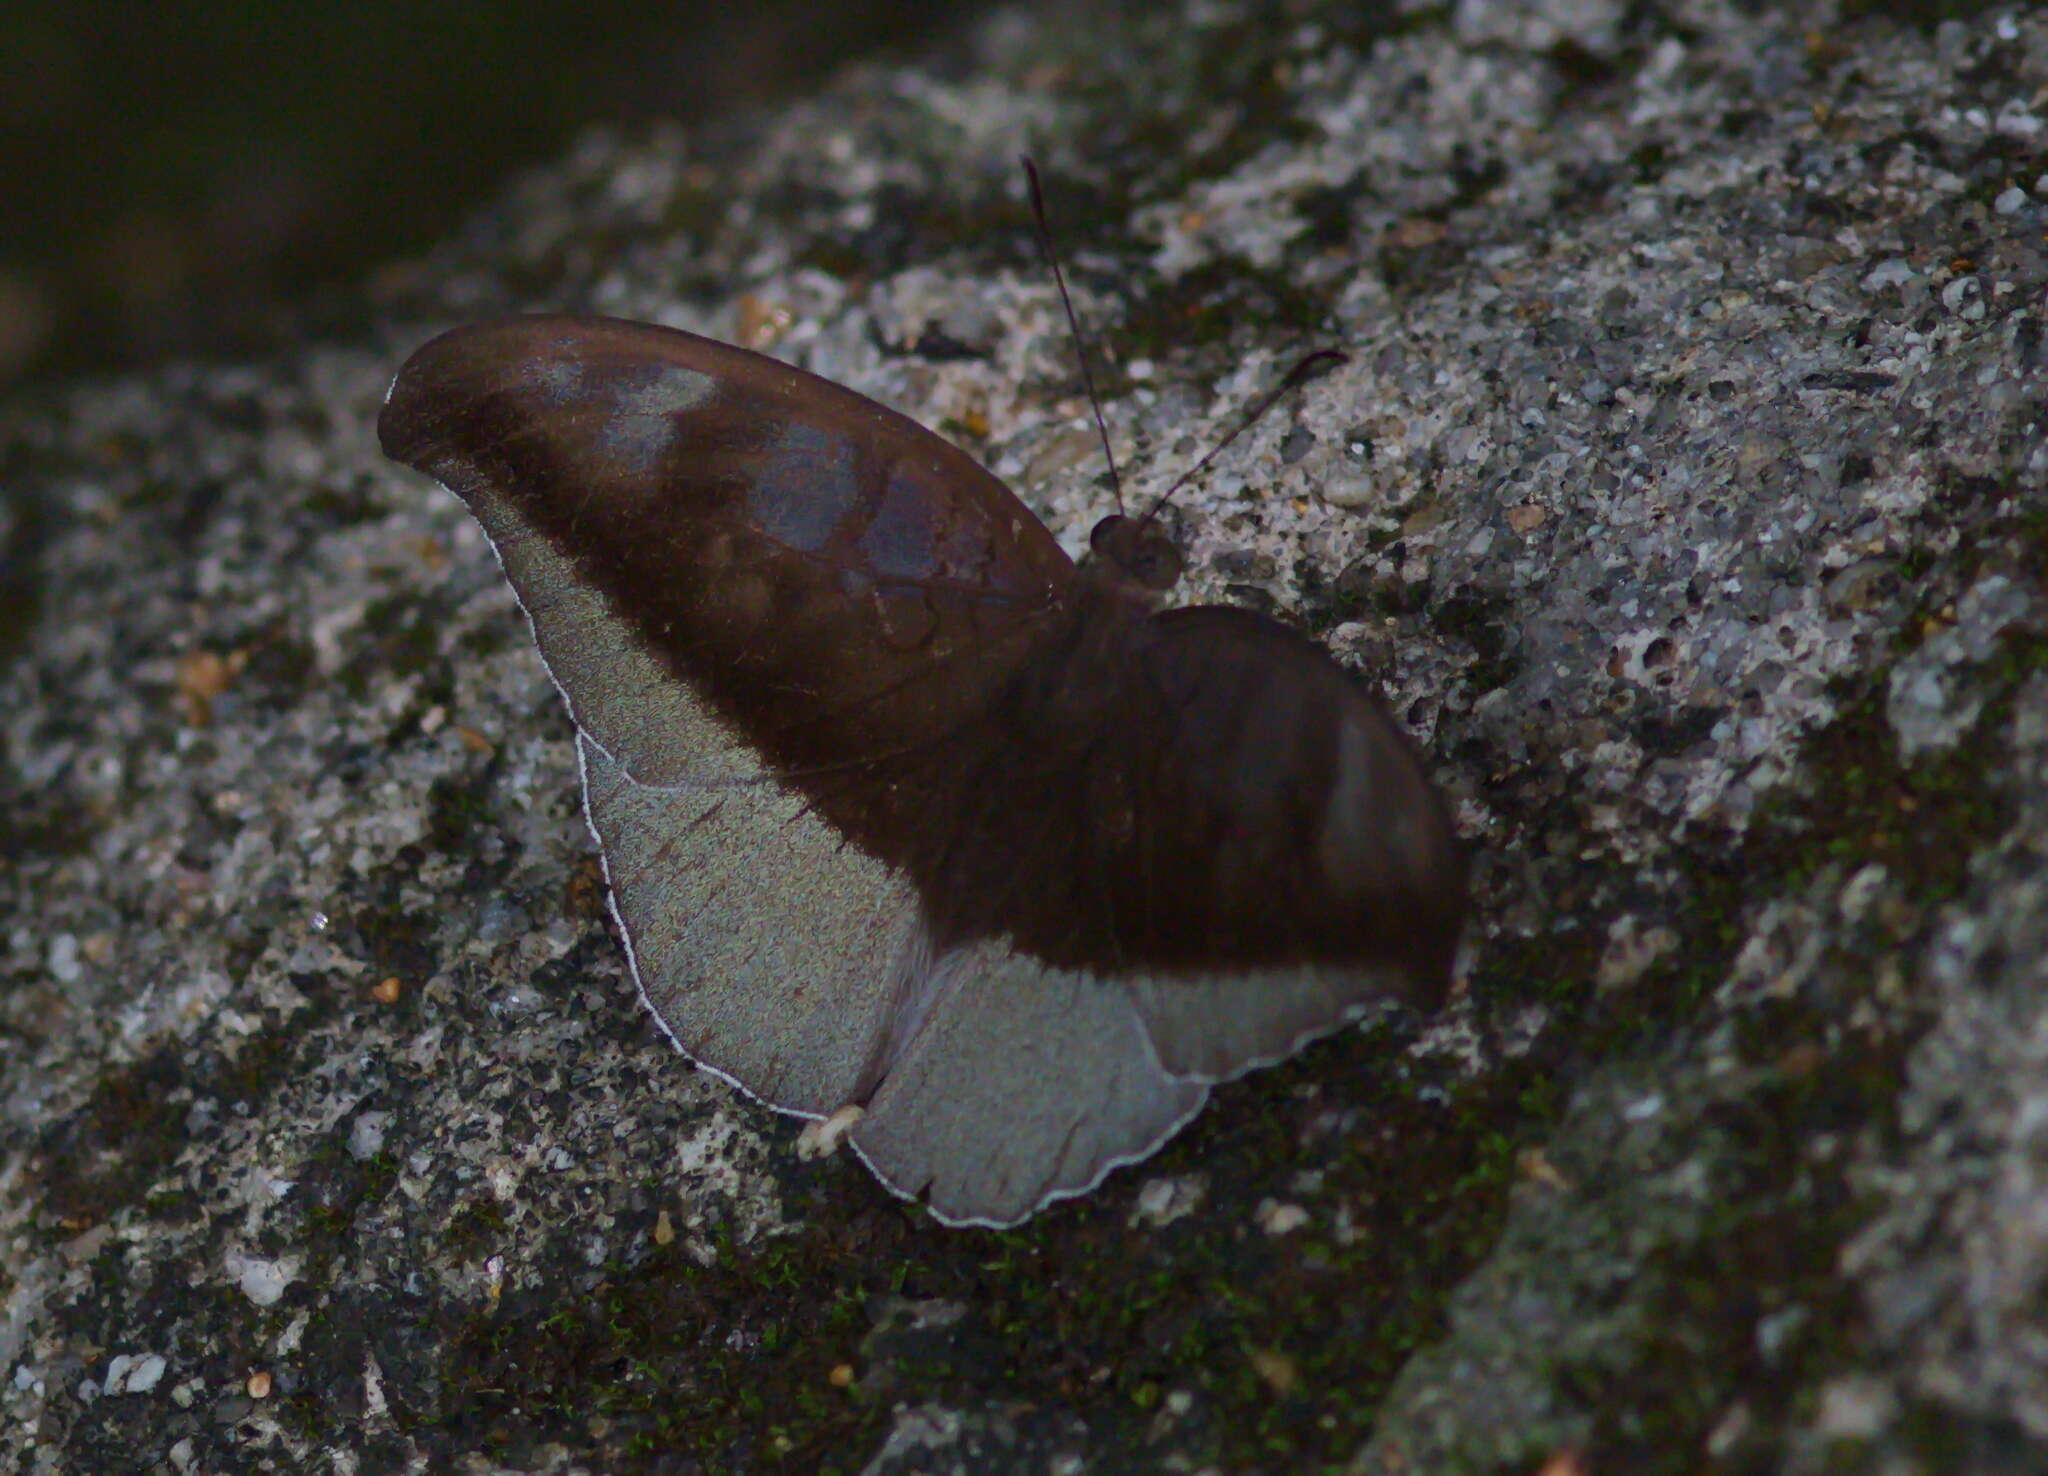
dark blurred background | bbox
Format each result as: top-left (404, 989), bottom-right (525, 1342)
top-left (0, 1), bottom-right (977, 387)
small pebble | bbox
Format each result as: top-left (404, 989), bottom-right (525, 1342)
top-left (1256, 1200), bottom-right (1310, 1236)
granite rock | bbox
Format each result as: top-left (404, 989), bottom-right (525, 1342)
top-left (4, 2), bottom-right (2047, 1471)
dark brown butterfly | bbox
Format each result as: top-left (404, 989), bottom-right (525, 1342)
top-left (379, 314), bottom-right (1464, 1226)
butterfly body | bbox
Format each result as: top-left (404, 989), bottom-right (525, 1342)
top-left (381, 314), bottom-right (1463, 1226)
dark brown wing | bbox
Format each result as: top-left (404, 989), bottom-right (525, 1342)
top-left (1123, 604), bottom-right (1464, 980)
top-left (909, 590), bottom-right (1466, 997)
top-left (379, 314), bottom-right (1079, 854)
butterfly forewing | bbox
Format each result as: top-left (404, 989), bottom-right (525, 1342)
top-left (380, 315), bottom-right (1077, 819)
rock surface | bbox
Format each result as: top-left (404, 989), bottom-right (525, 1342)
top-left (4, 1), bottom-right (2047, 1471)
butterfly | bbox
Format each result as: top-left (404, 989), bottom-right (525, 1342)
top-left (379, 312), bottom-right (1465, 1226)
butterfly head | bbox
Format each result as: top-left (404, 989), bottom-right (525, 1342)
top-left (1087, 514), bottom-right (1183, 600)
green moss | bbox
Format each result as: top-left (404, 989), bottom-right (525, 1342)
top-left (423, 770), bottom-right (501, 857)
top-left (36, 1024), bottom-right (297, 1229)
top-left (333, 592), bottom-right (449, 702)
top-left (1113, 259), bottom-right (1334, 368)
top-left (442, 1197), bottom-right (515, 1259)
top-left (424, 1006), bottom-right (1555, 1472)
top-left (1433, 586), bottom-right (1524, 698)
top-left (1557, 666), bottom-right (2036, 1464)
top-left (445, 1234), bottom-right (890, 1467)
top-left (294, 1136), bottom-right (403, 1266)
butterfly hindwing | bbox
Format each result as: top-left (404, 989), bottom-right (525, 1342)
top-left (851, 939), bottom-right (1207, 1227)
top-left (1116, 604), bottom-right (1464, 986)
top-left (579, 735), bottom-right (922, 1118)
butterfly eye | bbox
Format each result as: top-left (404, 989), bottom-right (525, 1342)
top-left (1133, 532), bottom-right (1183, 591)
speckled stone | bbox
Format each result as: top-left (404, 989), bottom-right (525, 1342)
top-left (5, 2), bottom-right (2048, 1472)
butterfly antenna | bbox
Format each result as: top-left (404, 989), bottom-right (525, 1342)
top-left (1134, 348), bottom-right (1349, 533)
top-left (1023, 157), bottom-right (1125, 514)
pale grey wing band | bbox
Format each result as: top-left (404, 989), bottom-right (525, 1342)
top-left (852, 940), bottom-right (1208, 1228)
